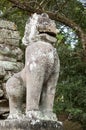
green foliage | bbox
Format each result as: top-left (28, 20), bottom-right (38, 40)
top-left (0, 0), bottom-right (28, 37)
top-left (7, 10), bottom-right (28, 37)
top-left (56, 33), bottom-right (65, 45)
top-left (61, 0), bottom-right (86, 32)
top-left (54, 39), bottom-right (86, 128)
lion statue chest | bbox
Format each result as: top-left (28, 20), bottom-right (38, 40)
top-left (25, 41), bottom-right (58, 82)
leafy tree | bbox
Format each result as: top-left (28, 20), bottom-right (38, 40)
top-left (0, 0), bottom-right (86, 52)
top-left (5, 0), bottom-right (86, 54)
top-left (54, 34), bottom-right (86, 129)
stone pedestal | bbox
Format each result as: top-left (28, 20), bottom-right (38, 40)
top-left (0, 119), bottom-right (63, 130)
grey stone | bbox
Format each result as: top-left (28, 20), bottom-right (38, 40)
top-left (0, 29), bottom-right (20, 39)
top-left (0, 89), bottom-right (4, 97)
top-left (0, 100), bottom-right (9, 114)
top-left (0, 38), bottom-right (20, 47)
top-left (0, 61), bottom-right (24, 71)
top-left (0, 119), bottom-right (63, 130)
top-left (0, 55), bottom-right (17, 62)
top-left (0, 44), bottom-right (23, 60)
top-left (1, 83), bottom-right (8, 99)
top-left (0, 19), bottom-right (24, 119)
top-left (6, 13), bottom-right (60, 122)
top-left (0, 20), bottom-right (17, 30)
top-left (3, 71), bottom-right (14, 81)
top-left (0, 66), bottom-right (6, 79)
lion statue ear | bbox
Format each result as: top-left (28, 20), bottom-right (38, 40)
top-left (32, 13), bottom-right (39, 18)
top-left (32, 13), bottom-right (49, 18)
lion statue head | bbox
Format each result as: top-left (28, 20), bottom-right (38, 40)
top-left (22, 13), bottom-right (58, 46)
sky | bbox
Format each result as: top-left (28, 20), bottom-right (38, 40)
top-left (79, 0), bottom-right (86, 7)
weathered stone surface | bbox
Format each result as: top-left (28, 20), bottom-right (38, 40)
top-left (0, 20), bottom-right (17, 30)
top-left (0, 119), bottom-right (63, 130)
top-left (0, 61), bottom-right (23, 71)
top-left (0, 67), bottom-right (6, 79)
top-left (0, 38), bottom-right (20, 46)
top-left (0, 29), bottom-right (20, 39)
top-left (0, 89), bottom-right (4, 97)
top-left (0, 55), bottom-right (16, 62)
top-left (0, 44), bottom-right (23, 60)
top-left (0, 19), bottom-right (24, 119)
top-left (0, 100), bottom-right (9, 114)
top-left (4, 72), bottom-right (14, 81)
top-left (6, 13), bottom-right (60, 123)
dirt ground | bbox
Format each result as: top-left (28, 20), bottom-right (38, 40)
top-left (63, 120), bottom-right (83, 130)
top-left (58, 114), bottom-right (83, 130)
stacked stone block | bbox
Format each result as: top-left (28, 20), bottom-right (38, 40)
top-left (0, 19), bottom-right (24, 119)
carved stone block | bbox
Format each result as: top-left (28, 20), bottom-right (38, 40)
top-left (0, 119), bottom-right (63, 130)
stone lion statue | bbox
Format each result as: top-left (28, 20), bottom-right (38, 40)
top-left (6, 13), bottom-right (60, 121)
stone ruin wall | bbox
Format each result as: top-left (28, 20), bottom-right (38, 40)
top-left (0, 19), bottom-right (24, 119)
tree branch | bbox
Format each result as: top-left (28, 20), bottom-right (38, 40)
top-left (8, 0), bottom-right (86, 53)
top-left (7, 0), bottom-right (43, 14)
top-left (47, 11), bottom-right (86, 49)
top-left (55, 0), bottom-right (70, 13)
